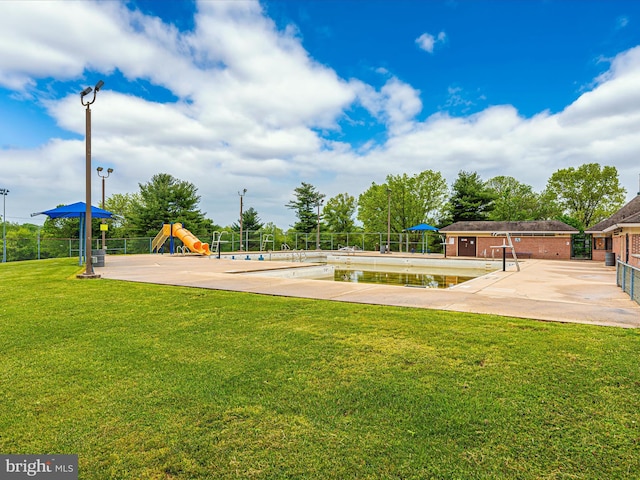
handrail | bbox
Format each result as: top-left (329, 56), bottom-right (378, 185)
top-left (261, 234), bottom-right (273, 252)
top-left (617, 260), bottom-right (639, 305)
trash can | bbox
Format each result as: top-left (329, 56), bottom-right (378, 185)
top-left (93, 249), bottom-right (106, 267)
top-left (604, 252), bottom-right (616, 266)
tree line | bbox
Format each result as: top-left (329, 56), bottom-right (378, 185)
top-left (2, 163), bottom-right (627, 248)
top-left (287, 163), bottom-right (626, 235)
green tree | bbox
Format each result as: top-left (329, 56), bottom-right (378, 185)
top-left (286, 182), bottom-right (325, 233)
top-left (544, 163), bottom-right (626, 229)
top-left (534, 189), bottom-right (563, 221)
top-left (231, 207), bottom-right (264, 232)
top-left (41, 209), bottom-right (82, 239)
top-left (447, 171), bottom-right (495, 222)
top-left (4, 223), bottom-right (40, 261)
top-left (485, 176), bottom-right (540, 221)
top-left (358, 171), bottom-right (448, 233)
top-left (129, 173), bottom-right (213, 237)
top-left (323, 193), bottom-right (358, 232)
top-left (104, 193), bottom-right (140, 238)
top-left (41, 216), bottom-right (79, 239)
top-left (357, 183), bottom-right (389, 233)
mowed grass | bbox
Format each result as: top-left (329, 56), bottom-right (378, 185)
top-left (1, 259), bottom-right (639, 479)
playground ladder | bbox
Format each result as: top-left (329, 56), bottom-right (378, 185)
top-left (152, 227), bottom-right (170, 253)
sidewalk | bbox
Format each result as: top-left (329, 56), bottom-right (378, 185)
top-left (98, 254), bottom-right (640, 328)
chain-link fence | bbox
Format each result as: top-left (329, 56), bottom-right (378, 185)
top-left (617, 260), bottom-right (640, 305)
top-left (0, 237), bottom-right (156, 262)
top-left (0, 230), bottom-right (444, 262)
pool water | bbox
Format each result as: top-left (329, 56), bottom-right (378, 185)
top-left (231, 253), bottom-right (505, 289)
top-left (329, 267), bottom-right (476, 288)
top-left (331, 268), bottom-right (475, 288)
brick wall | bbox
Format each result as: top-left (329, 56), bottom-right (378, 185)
top-left (612, 231), bottom-right (640, 267)
top-left (612, 235), bottom-right (624, 263)
top-left (444, 235), bottom-right (572, 260)
top-left (631, 233), bottom-right (640, 268)
top-left (479, 236), bottom-right (572, 260)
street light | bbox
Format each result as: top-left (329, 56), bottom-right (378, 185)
top-left (78, 79), bottom-right (104, 279)
top-left (97, 166), bottom-right (113, 250)
top-left (386, 187), bottom-right (392, 254)
top-left (0, 188), bottom-right (8, 263)
top-left (316, 197), bottom-right (324, 250)
top-left (238, 189), bottom-right (247, 251)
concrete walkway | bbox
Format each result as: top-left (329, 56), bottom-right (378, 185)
top-left (97, 253), bottom-right (640, 329)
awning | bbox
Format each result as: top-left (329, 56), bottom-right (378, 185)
top-left (34, 202), bottom-right (115, 219)
top-left (405, 223), bottom-right (438, 232)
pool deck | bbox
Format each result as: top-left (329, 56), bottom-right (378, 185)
top-left (97, 253), bottom-right (640, 329)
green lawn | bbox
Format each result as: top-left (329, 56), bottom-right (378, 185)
top-left (1, 259), bottom-right (639, 479)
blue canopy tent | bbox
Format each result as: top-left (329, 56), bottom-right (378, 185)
top-left (33, 202), bottom-right (116, 265)
top-left (405, 223), bottom-right (439, 253)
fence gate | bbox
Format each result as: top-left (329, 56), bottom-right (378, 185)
top-left (571, 233), bottom-right (592, 260)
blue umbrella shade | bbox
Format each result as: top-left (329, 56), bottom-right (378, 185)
top-left (33, 202), bottom-right (117, 266)
top-left (406, 223), bottom-right (438, 232)
top-left (35, 202), bottom-right (115, 219)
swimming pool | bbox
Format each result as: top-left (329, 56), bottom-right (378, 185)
top-left (234, 252), bottom-right (510, 289)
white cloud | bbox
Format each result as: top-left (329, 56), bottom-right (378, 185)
top-left (415, 31), bottom-right (447, 54)
top-left (1, 1), bottom-right (640, 228)
top-left (616, 15), bottom-right (629, 30)
top-left (354, 77), bottom-right (422, 134)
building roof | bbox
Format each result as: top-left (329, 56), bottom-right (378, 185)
top-left (439, 220), bottom-right (579, 234)
top-left (585, 195), bottom-right (640, 233)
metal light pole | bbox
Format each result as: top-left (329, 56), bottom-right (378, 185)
top-left (78, 79), bottom-right (104, 279)
top-left (316, 198), bottom-right (324, 250)
top-left (96, 166), bottom-right (113, 250)
top-left (0, 188), bottom-right (8, 263)
top-left (386, 187), bottom-right (392, 254)
top-left (238, 189), bottom-right (247, 251)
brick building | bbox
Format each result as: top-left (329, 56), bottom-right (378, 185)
top-left (439, 220), bottom-right (579, 260)
top-left (585, 194), bottom-right (640, 268)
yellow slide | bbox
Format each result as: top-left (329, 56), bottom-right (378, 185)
top-left (153, 223), bottom-right (211, 255)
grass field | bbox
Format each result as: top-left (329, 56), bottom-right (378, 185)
top-left (1, 258), bottom-right (639, 479)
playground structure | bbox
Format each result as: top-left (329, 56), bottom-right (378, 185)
top-left (152, 223), bottom-right (211, 256)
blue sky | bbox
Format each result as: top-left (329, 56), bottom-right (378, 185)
top-left (1, 0), bottom-right (640, 228)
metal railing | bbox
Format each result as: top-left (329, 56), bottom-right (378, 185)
top-left (0, 230), bottom-right (444, 263)
top-left (617, 260), bottom-right (640, 305)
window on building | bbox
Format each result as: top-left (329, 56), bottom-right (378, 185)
top-left (593, 237), bottom-right (612, 250)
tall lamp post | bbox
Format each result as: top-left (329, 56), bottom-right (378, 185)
top-left (238, 188), bottom-right (247, 251)
top-left (316, 197), bottom-right (324, 250)
top-left (97, 166), bottom-right (113, 250)
top-left (0, 188), bottom-right (8, 263)
top-left (386, 187), bottom-right (392, 254)
top-left (78, 79), bottom-right (104, 279)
